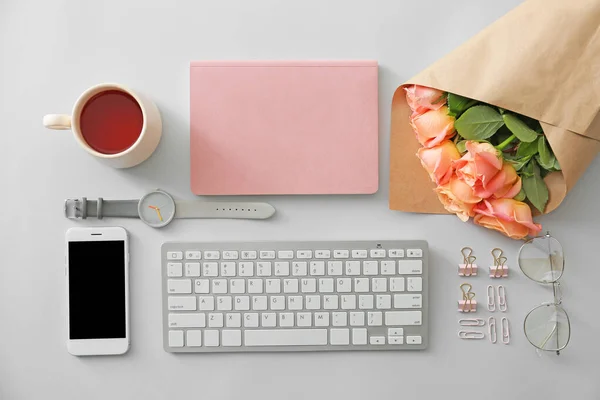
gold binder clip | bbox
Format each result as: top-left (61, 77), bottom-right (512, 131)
top-left (490, 248), bottom-right (508, 278)
top-left (458, 283), bottom-right (477, 312)
top-left (459, 247), bottom-right (478, 277)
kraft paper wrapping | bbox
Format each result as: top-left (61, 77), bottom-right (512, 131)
top-left (390, 0), bottom-right (600, 214)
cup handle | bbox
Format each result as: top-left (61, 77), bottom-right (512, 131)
top-left (43, 114), bottom-right (72, 130)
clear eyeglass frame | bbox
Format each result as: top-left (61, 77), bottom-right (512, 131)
top-left (518, 232), bottom-right (571, 355)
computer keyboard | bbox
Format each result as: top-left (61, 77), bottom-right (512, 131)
top-left (162, 240), bottom-right (428, 352)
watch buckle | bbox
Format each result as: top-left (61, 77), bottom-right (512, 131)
top-left (64, 198), bottom-right (87, 220)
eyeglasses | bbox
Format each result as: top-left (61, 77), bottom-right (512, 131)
top-left (518, 232), bottom-right (571, 355)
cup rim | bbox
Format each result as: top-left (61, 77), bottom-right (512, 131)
top-left (71, 83), bottom-right (148, 159)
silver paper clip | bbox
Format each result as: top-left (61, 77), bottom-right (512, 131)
top-left (501, 317), bottom-right (510, 344)
top-left (498, 285), bottom-right (507, 312)
top-left (458, 331), bottom-right (485, 340)
top-left (459, 247), bottom-right (478, 277)
top-left (459, 318), bottom-right (485, 327)
top-left (487, 285), bottom-right (496, 312)
top-left (488, 316), bottom-right (497, 344)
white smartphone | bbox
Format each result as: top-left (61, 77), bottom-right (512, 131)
top-left (65, 227), bottom-right (130, 356)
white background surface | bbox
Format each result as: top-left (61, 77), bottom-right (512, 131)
top-left (1, 1), bottom-right (599, 399)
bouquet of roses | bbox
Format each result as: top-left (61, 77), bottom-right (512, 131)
top-left (406, 85), bottom-right (554, 239)
top-left (389, 0), bottom-right (600, 240)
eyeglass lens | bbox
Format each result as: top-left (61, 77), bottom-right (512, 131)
top-left (518, 235), bottom-right (564, 283)
top-left (524, 304), bottom-right (570, 352)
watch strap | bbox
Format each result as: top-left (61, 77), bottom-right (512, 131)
top-left (175, 201), bottom-right (276, 220)
top-left (65, 197), bottom-right (139, 220)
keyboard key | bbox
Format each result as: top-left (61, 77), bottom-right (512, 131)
top-left (220, 262), bottom-right (236, 277)
top-left (274, 262), bottom-right (290, 276)
top-left (252, 296), bottom-right (268, 310)
top-left (226, 313), bottom-right (241, 327)
top-left (204, 251), bottom-right (220, 260)
top-left (394, 294), bottom-right (422, 309)
top-left (332, 312), bottom-right (347, 326)
top-left (352, 328), bottom-right (368, 345)
top-left (169, 330), bottom-right (184, 347)
top-left (244, 313), bottom-right (259, 327)
top-left (385, 311), bottom-right (422, 326)
top-left (370, 249), bottom-right (386, 258)
top-left (279, 312), bottom-right (294, 327)
top-left (212, 279), bottom-right (227, 294)
top-left (297, 250), bottom-right (313, 259)
top-left (266, 279), bottom-right (281, 293)
top-left (204, 330), bottom-right (219, 346)
top-left (208, 313), bottom-right (224, 328)
top-left (167, 262), bottom-right (183, 277)
top-left (234, 296), bottom-right (250, 310)
top-left (399, 260), bottom-right (423, 275)
top-left (284, 279), bottom-right (299, 293)
top-left (185, 262), bottom-right (201, 277)
top-left (248, 279), bottom-right (263, 293)
top-left (259, 251), bottom-right (275, 259)
top-left (257, 262), bottom-right (272, 276)
top-left (198, 296), bottom-right (215, 311)
top-left (277, 251), bottom-right (294, 259)
top-left (370, 336), bottom-right (385, 345)
top-left (223, 251), bottom-right (238, 260)
top-left (288, 296), bottom-right (303, 310)
top-left (376, 295), bottom-right (392, 309)
top-left (350, 312), bottom-right (365, 326)
top-left (167, 251), bottom-right (183, 260)
top-left (323, 295), bottom-right (339, 309)
top-left (363, 261), bottom-right (378, 275)
top-left (262, 313), bottom-right (277, 327)
top-left (168, 296), bottom-right (196, 311)
top-left (270, 296), bottom-right (285, 310)
top-left (407, 249), bottom-right (423, 258)
top-left (407, 336), bottom-right (422, 344)
top-left (341, 295), bottom-right (357, 310)
top-left (336, 278), bottom-right (351, 293)
top-left (381, 261), bottom-right (396, 275)
top-left (168, 279), bottom-right (192, 294)
top-left (230, 279), bottom-right (245, 294)
top-left (351, 250), bottom-right (367, 259)
top-left (301, 278), bottom-right (317, 293)
top-left (327, 261), bottom-right (343, 275)
top-left (355, 278), bottom-right (369, 293)
top-left (359, 295), bottom-right (374, 309)
top-left (389, 336), bottom-right (404, 344)
top-left (368, 312), bottom-right (383, 326)
top-left (315, 250), bottom-right (331, 259)
top-left (310, 261), bottom-right (325, 276)
top-left (407, 277), bottom-right (423, 292)
top-left (186, 330), bottom-right (202, 346)
top-left (330, 329), bottom-right (350, 345)
top-left (202, 262), bottom-right (218, 277)
top-left (372, 278), bottom-right (387, 292)
top-left (305, 295), bottom-right (321, 310)
top-left (222, 330), bottom-right (242, 346)
top-left (241, 251), bottom-right (257, 260)
top-left (238, 262), bottom-right (254, 276)
top-left (217, 296), bottom-right (232, 311)
top-left (389, 249), bottom-right (405, 258)
top-left (195, 279), bottom-right (210, 294)
top-left (297, 312), bottom-right (311, 327)
top-left (388, 328), bottom-right (404, 336)
top-left (319, 278), bottom-right (334, 293)
top-left (333, 250), bottom-right (349, 259)
top-left (345, 261), bottom-right (360, 275)
top-left (315, 312), bottom-right (329, 326)
top-left (292, 262), bottom-right (308, 276)
top-left (185, 251), bottom-right (202, 260)
top-left (390, 277), bottom-right (405, 292)
top-left (245, 329), bottom-right (327, 346)
top-left (169, 313), bottom-right (206, 328)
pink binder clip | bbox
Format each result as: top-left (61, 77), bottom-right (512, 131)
top-left (459, 247), bottom-right (478, 277)
top-left (458, 283), bottom-right (477, 312)
top-left (490, 248), bottom-right (508, 278)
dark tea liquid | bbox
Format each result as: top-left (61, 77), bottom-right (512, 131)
top-left (80, 90), bottom-right (143, 154)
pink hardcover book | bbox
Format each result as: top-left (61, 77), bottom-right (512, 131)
top-left (190, 60), bottom-right (378, 195)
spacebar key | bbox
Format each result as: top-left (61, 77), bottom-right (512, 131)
top-left (245, 329), bottom-right (328, 346)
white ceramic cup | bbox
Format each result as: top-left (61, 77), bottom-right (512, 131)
top-left (43, 83), bottom-right (162, 168)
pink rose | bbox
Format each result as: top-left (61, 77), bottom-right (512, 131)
top-left (436, 176), bottom-right (482, 222)
top-left (417, 141), bottom-right (461, 185)
top-left (454, 141), bottom-right (503, 198)
top-left (485, 162), bottom-right (522, 199)
top-left (410, 106), bottom-right (456, 148)
top-left (474, 199), bottom-right (542, 239)
top-left (405, 85), bottom-right (446, 117)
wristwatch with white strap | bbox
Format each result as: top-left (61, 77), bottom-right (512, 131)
top-left (64, 189), bottom-right (276, 228)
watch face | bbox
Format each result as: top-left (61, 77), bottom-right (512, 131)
top-left (137, 190), bottom-right (176, 228)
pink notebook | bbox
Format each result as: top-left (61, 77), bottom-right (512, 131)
top-left (190, 61), bottom-right (379, 195)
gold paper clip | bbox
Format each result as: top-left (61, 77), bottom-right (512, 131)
top-left (459, 247), bottom-right (478, 277)
top-left (490, 248), bottom-right (508, 278)
top-left (458, 283), bottom-right (477, 312)
top-left (458, 331), bottom-right (485, 340)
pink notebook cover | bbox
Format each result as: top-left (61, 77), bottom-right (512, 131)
top-left (190, 61), bottom-right (378, 195)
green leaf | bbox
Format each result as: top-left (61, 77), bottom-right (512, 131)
top-left (447, 93), bottom-right (478, 118)
top-left (498, 107), bottom-right (506, 115)
top-left (537, 136), bottom-right (556, 170)
top-left (516, 137), bottom-right (540, 158)
top-left (456, 140), bottom-right (467, 154)
top-left (509, 155), bottom-right (533, 171)
top-left (503, 113), bottom-right (539, 143)
top-left (521, 160), bottom-right (535, 177)
top-left (454, 105), bottom-right (505, 140)
top-left (514, 187), bottom-right (526, 201)
top-left (553, 157), bottom-right (561, 171)
top-left (522, 161), bottom-right (549, 213)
